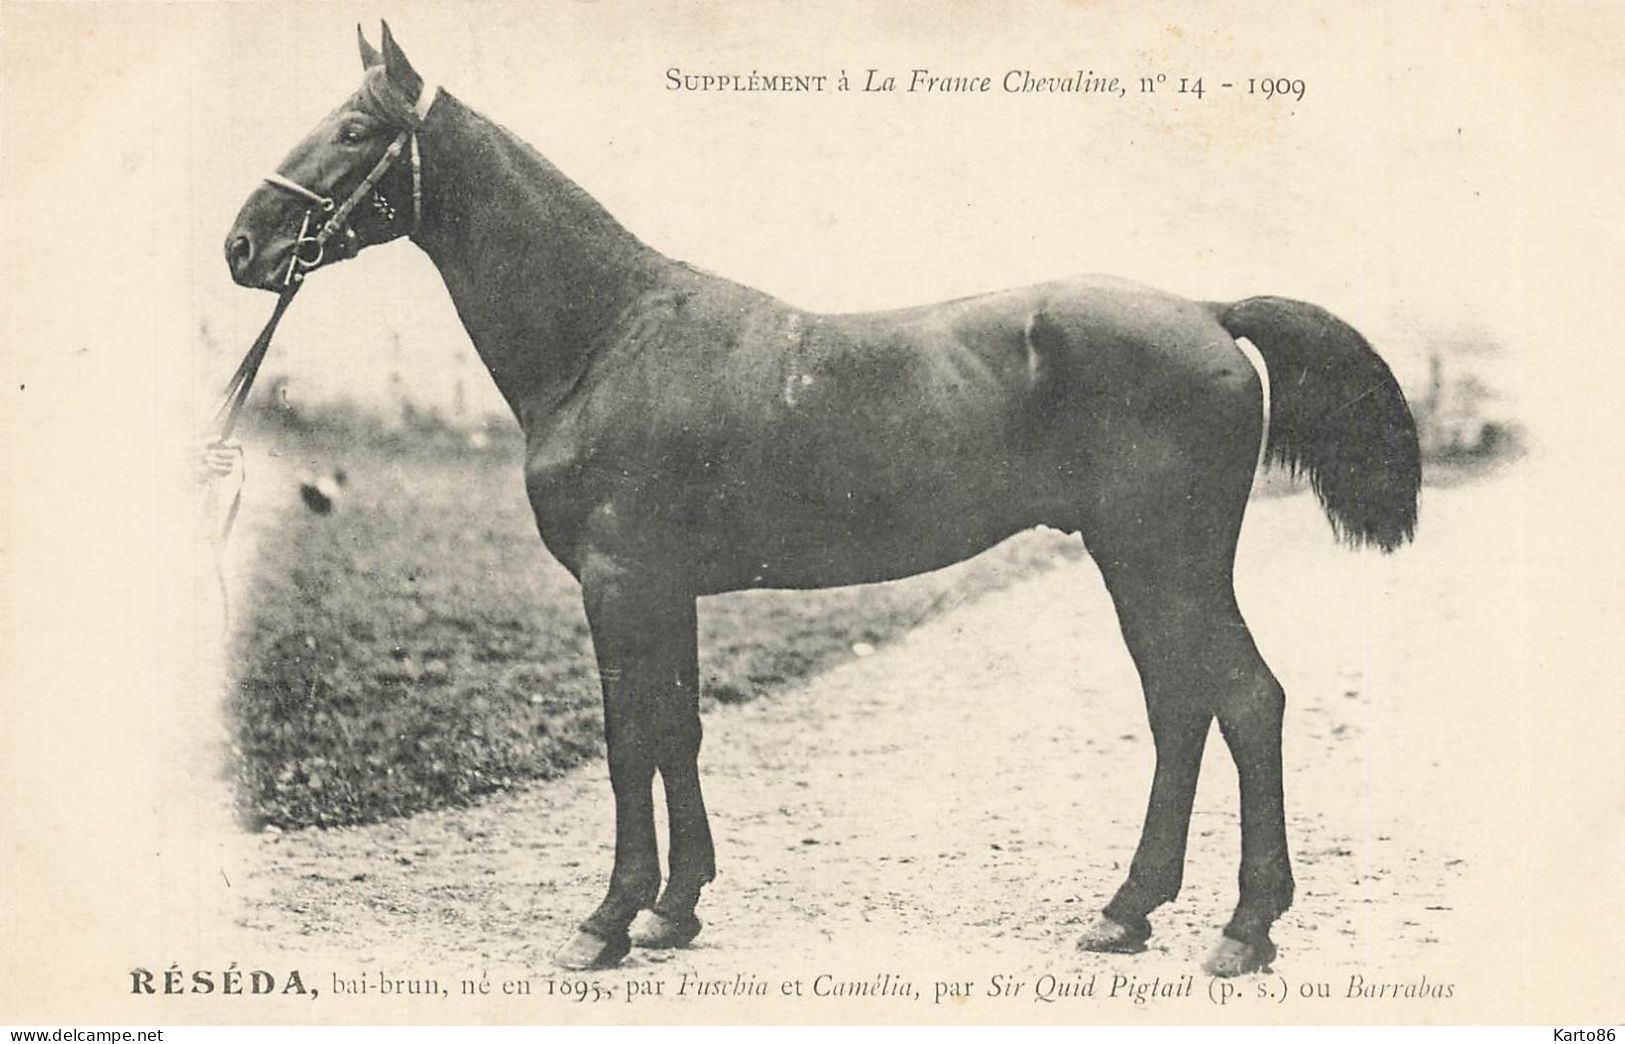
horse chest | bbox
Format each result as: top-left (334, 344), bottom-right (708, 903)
top-left (519, 427), bottom-right (606, 573)
top-left (521, 423), bottom-right (704, 576)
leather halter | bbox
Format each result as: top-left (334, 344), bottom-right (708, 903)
top-left (206, 82), bottom-right (439, 444)
top-left (261, 83), bottom-right (438, 286)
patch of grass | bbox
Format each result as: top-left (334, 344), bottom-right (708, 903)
top-left (227, 426), bottom-right (1085, 829)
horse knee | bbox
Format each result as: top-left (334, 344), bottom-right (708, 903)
top-left (670, 712), bottom-right (703, 753)
top-left (1145, 701), bottom-right (1212, 746)
top-left (605, 742), bottom-right (656, 794)
top-left (653, 710), bottom-right (703, 771)
top-left (1214, 665), bottom-right (1284, 733)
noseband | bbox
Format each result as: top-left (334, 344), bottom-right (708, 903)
top-left (261, 83), bottom-right (439, 286)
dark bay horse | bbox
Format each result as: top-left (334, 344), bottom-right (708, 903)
top-left (226, 24), bottom-right (1420, 976)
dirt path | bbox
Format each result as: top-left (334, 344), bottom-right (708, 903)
top-left (231, 475), bottom-right (1530, 1020)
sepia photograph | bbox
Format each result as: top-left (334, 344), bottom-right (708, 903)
top-left (2, 0), bottom-right (1621, 1029)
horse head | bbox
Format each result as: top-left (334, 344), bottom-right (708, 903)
top-left (224, 22), bottom-right (435, 291)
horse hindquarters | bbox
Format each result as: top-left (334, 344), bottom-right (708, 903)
top-left (1077, 297), bottom-right (1417, 973)
top-left (1063, 320), bottom-right (1292, 974)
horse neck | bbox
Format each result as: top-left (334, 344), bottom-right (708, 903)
top-left (410, 92), bottom-right (663, 423)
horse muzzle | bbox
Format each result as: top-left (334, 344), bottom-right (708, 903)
top-left (225, 221), bottom-right (360, 291)
top-left (224, 222), bottom-right (293, 291)
top-left (224, 234), bottom-right (285, 291)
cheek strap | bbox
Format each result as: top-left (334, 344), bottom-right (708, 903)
top-left (407, 83), bottom-right (438, 236)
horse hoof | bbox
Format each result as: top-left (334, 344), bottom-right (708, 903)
top-left (554, 929), bottom-right (631, 970)
top-left (1202, 934), bottom-right (1277, 977)
top-left (629, 909), bottom-right (703, 949)
top-left (1076, 913), bottom-right (1150, 954)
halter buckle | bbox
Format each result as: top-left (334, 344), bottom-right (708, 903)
top-left (282, 210), bottom-right (323, 287)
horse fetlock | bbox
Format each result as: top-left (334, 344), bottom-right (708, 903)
top-left (655, 869), bottom-right (711, 907)
top-left (1106, 875), bottom-right (1182, 923)
top-left (584, 879), bottom-right (660, 936)
top-left (1234, 869), bottom-right (1295, 924)
top-left (629, 909), bottom-right (703, 950)
top-left (1203, 933), bottom-right (1277, 978)
top-left (1076, 912), bottom-right (1152, 954)
top-left (554, 928), bottom-right (631, 971)
top-left (1224, 903), bottom-right (1290, 953)
top-left (1131, 873), bottom-right (1185, 910)
top-left (611, 878), bottom-right (663, 916)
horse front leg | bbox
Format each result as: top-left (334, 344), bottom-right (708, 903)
top-left (630, 591), bottom-right (714, 949)
top-left (554, 555), bottom-right (706, 969)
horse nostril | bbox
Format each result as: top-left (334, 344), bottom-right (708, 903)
top-left (226, 233), bottom-right (255, 271)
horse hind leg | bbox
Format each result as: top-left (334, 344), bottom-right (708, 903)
top-left (1082, 540), bottom-right (1291, 975)
top-left (1076, 545), bottom-right (1219, 954)
top-left (1205, 625), bottom-right (1292, 975)
top-left (1072, 412), bottom-right (1291, 973)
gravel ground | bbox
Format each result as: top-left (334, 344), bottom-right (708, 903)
top-left (229, 473), bottom-right (1539, 1023)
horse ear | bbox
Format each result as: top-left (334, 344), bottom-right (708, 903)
top-left (357, 24), bottom-right (383, 69)
top-left (378, 20), bottom-right (424, 99)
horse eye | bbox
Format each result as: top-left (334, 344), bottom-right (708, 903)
top-left (339, 125), bottom-right (367, 145)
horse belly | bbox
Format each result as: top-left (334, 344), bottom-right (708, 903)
top-left (689, 423), bottom-right (1059, 592)
top-left (715, 498), bottom-right (1032, 592)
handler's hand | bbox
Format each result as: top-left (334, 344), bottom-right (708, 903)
top-left (197, 438), bottom-right (244, 483)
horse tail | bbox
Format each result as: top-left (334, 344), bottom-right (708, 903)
top-left (1207, 296), bottom-right (1421, 552)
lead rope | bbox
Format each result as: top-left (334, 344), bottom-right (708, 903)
top-left (200, 83), bottom-right (438, 623)
top-left (199, 283), bottom-right (302, 630)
